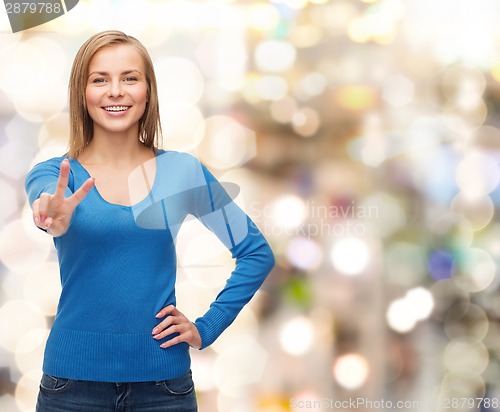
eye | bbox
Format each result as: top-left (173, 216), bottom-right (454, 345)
top-left (124, 76), bottom-right (138, 83)
top-left (92, 78), bottom-right (106, 84)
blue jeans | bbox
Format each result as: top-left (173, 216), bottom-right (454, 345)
top-left (35, 370), bottom-right (198, 411)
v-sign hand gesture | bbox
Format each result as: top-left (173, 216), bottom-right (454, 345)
top-left (31, 159), bottom-right (95, 237)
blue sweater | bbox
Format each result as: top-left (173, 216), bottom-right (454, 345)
top-left (25, 150), bottom-right (275, 382)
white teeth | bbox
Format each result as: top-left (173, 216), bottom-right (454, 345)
top-left (104, 106), bottom-right (129, 112)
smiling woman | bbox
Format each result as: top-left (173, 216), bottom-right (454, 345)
top-left (24, 30), bottom-right (275, 412)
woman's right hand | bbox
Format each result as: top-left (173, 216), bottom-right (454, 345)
top-left (31, 158), bottom-right (95, 237)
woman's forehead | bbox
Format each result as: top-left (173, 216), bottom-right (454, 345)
top-left (88, 44), bottom-right (145, 73)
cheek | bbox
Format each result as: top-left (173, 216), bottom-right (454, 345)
top-left (85, 88), bottom-right (97, 107)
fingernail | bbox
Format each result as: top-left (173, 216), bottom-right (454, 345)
top-left (152, 328), bottom-right (159, 334)
top-left (34, 217), bottom-right (39, 225)
top-left (155, 312), bottom-right (161, 318)
top-left (160, 343), bottom-right (167, 348)
top-left (153, 334), bottom-right (161, 339)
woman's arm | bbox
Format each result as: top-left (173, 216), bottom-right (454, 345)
top-left (153, 155), bottom-right (275, 349)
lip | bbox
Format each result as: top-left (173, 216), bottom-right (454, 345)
top-left (101, 105), bottom-right (132, 116)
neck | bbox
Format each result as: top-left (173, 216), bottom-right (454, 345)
top-left (80, 128), bottom-right (153, 167)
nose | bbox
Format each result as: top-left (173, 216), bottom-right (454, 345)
top-left (107, 79), bottom-right (123, 98)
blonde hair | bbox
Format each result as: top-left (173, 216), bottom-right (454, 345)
top-left (68, 30), bottom-right (162, 158)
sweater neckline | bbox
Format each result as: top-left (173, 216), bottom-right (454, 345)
top-left (70, 153), bottom-right (160, 210)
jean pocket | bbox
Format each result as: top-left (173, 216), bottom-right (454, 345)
top-left (157, 370), bottom-right (195, 396)
top-left (39, 373), bottom-right (73, 393)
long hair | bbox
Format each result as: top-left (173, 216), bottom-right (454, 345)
top-left (68, 30), bottom-right (162, 158)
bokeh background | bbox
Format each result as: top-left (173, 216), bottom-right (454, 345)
top-left (1, 0), bottom-right (500, 411)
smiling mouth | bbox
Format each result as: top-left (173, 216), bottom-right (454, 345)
top-left (102, 106), bottom-right (131, 112)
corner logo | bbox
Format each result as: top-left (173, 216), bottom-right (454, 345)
top-left (4, 0), bottom-right (79, 33)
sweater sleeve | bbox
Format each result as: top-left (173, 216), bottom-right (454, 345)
top-left (190, 158), bottom-right (275, 349)
top-left (25, 156), bottom-right (74, 206)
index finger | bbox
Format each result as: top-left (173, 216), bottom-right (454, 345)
top-left (155, 305), bottom-right (177, 318)
top-left (54, 159), bottom-right (70, 199)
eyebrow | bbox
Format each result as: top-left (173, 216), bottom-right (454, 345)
top-left (88, 70), bottom-right (143, 78)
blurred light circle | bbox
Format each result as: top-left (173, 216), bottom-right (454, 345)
top-left (361, 193), bottom-right (405, 237)
top-left (427, 250), bottom-right (454, 281)
top-left (292, 107), bottom-right (321, 137)
top-left (335, 85), bottom-right (378, 111)
top-left (330, 237), bottom-right (370, 276)
top-left (160, 106), bottom-right (205, 151)
top-left (322, 2), bottom-right (359, 34)
top-left (23, 261), bottom-right (61, 316)
top-left (0, 219), bottom-right (52, 273)
top-left (441, 64), bottom-right (486, 107)
top-left (190, 353), bottom-right (215, 392)
top-left (270, 96), bottom-right (298, 123)
top-left (450, 192), bottom-right (494, 232)
top-left (178, 228), bottom-right (233, 289)
top-left (442, 100), bottom-right (487, 134)
top-left (444, 303), bottom-right (489, 343)
top-left (156, 57), bottom-right (204, 107)
top-left (90, 0), bottom-right (152, 33)
top-left (452, 248), bottom-right (496, 293)
top-left (441, 372), bottom-right (486, 400)
top-left (195, 115), bottom-right (256, 169)
top-left (385, 242), bottom-right (426, 285)
top-left (0, 394), bottom-right (17, 412)
top-left (290, 24), bottom-right (323, 48)
top-left (428, 213), bottom-right (473, 251)
top-left (175, 281), bottom-right (216, 325)
top-left (406, 287), bottom-right (434, 321)
top-left (1, 38), bottom-right (66, 123)
top-left (213, 342), bottom-right (267, 396)
top-left (55, 0), bottom-right (90, 34)
top-left (14, 369), bottom-right (40, 412)
top-left (38, 113), bottom-right (70, 149)
top-left (282, 0), bottom-right (308, 10)
top-left (455, 152), bottom-right (499, 197)
top-left (255, 40), bottom-right (296, 73)
top-left (333, 353), bottom-right (369, 390)
top-left (0, 178), bottom-right (18, 224)
top-left (212, 307), bottom-right (259, 354)
top-left (255, 75), bottom-right (289, 101)
top-left (297, 72), bottom-right (327, 97)
top-left (195, 33), bottom-right (247, 85)
top-left (15, 329), bottom-right (48, 375)
top-left (271, 195), bottom-right (307, 231)
top-left (286, 237), bottom-right (323, 271)
top-left (347, 17), bottom-right (371, 43)
top-left (430, 279), bottom-right (470, 323)
top-left (0, 299), bottom-right (47, 352)
top-left (386, 298), bottom-right (417, 333)
top-left (444, 339), bottom-right (489, 376)
top-left (247, 2), bottom-right (280, 31)
top-left (15, 327), bottom-right (48, 356)
top-left (382, 74), bottom-right (414, 108)
top-left (14, 77), bottom-right (66, 121)
top-left (279, 316), bottom-right (314, 356)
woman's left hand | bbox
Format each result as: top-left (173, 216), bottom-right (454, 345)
top-left (152, 305), bottom-right (202, 349)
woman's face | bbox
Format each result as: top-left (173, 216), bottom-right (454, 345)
top-left (85, 44), bottom-right (148, 137)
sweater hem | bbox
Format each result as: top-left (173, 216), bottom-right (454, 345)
top-left (43, 328), bottom-right (191, 382)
